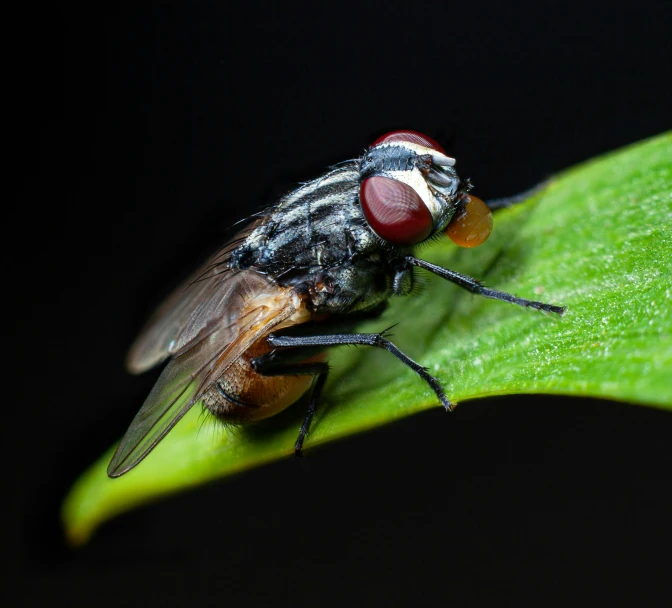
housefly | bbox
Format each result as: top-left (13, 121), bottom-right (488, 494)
top-left (108, 130), bottom-right (565, 478)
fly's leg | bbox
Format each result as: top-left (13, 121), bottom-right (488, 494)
top-left (277, 301), bottom-right (389, 339)
top-left (293, 367), bottom-right (328, 455)
top-left (251, 352), bottom-right (329, 456)
top-left (255, 325), bottom-right (452, 455)
top-left (265, 331), bottom-right (452, 412)
top-left (250, 305), bottom-right (392, 455)
top-left (406, 256), bottom-right (566, 315)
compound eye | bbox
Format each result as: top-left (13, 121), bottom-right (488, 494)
top-left (445, 195), bottom-right (493, 248)
top-left (360, 176), bottom-right (433, 245)
top-left (371, 130), bottom-right (445, 153)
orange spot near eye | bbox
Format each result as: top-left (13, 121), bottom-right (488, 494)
top-left (445, 195), bottom-right (493, 248)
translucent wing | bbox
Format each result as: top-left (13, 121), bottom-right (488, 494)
top-left (108, 271), bottom-right (300, 477)
top-left (126, 220), bottom-right (262, 374)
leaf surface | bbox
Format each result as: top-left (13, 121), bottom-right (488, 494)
top-left (63, 132), bottom-right (672, 545)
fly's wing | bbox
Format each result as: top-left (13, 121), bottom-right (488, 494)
top-left (126, 220), bottom-right (263, 374)
top-left (107, 271), bottom-right (300, 477)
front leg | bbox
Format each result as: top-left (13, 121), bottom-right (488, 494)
top-left (406, 256), bottom-right (566, 315)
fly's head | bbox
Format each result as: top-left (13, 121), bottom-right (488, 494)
top-left (358, 130), bottom-right (493, 249)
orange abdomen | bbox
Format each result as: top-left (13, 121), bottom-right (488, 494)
top-left (201, 337), bottom-right (325, 423)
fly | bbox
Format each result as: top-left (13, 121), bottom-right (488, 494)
top-left (108, 130), bottom-right (565, 478)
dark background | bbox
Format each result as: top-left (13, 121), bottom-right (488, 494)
top-left (11, 2), bottom-right (672, 606)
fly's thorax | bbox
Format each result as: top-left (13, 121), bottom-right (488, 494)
top-left (229, 162), bottom-right (366, 274)
top-left (228, 161), bottom-right (399, 280)
top-left (276, 250), bottom-right (411, 316)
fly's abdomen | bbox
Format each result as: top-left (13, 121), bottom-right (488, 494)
top-left (202, 337), bottom-right (323, 423)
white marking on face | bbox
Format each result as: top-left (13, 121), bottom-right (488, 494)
top-left (378, 167), bottom-right (444, 224)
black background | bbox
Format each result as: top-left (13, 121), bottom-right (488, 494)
top-left (11, 2), bottom-right (672, 606)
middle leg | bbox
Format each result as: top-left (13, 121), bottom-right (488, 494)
top-left (264, 331), bottom-right (452, 412)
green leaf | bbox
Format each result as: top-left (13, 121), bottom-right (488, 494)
top-left (63, 131), bottom-right (672, 546)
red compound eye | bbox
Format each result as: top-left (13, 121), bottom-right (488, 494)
top-left (371, 130), bottom-right (445, 153)
top-left (360, 176), bottom-right (433, 245)
top-left (445, 195), bottom-right (493, 248)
